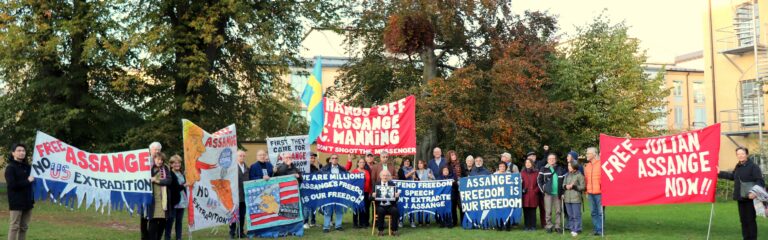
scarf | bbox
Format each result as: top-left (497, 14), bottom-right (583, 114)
top-left (751, 185), bottom-right (768, 217)
top-left (550, 166), bottom-right (558, 195)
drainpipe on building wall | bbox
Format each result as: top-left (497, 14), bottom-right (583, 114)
top-left (685, 72), bottom-right (692, 130)
top-left (708, 0), bottom-right (718, 122)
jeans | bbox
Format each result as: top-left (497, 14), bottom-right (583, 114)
top-left (565, 203), bottom-right (582, 233)
top-left (588, 194), bottom-right (603, 234)
top-left (323, 205), bottom-right (343, 230)
top-left (304, 207), bottom-right (317, 225)
top-left (164, 208), bottom-right (184, 240)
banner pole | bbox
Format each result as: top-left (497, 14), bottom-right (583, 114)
top-left (601, 206), bottom-right (605, 238)
top-left (562, 197), bottom-right (565, 236)
top-left (706, 203), bottom-right (715, 240)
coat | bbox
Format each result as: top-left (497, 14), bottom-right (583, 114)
top-left (236, 163), bottom-right (249, 203)
top-left (562, 171), bottom-right (586, 203)
top-left (584, 159), bottom-right (602, 194)
top-left (537, 164), bottom-right (567, 196)
top-left (351, 168), bottom-right (372, 193)
top-left (428, 157), bottom-right (448, 177)
top-left (469, 166), bottom-right (491, 176)
top-left (719, 159), bottom-right (765, 201)
top-left (521, 168), bottom-right (540, 208)
top-left (249, 161), bottom-right (274, 180)
top-left (147, 165), bottom-right (172, 219)
top-left (168, 170), bottom-right (186, 208)
top-left (5, 159), bottom-right (34, 211)
top-left (275, 163), bottom-right (302, 182)
top-left (320, 164), bottom-right (348, 174)
top-left (370, 163), bottom-right (398, 185)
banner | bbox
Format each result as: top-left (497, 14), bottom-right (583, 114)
top-left (244, 176), bottom-right (303, 237)
top-left (316, 96), bottom-right (417, 155)
top-left (266, 135), bottom-right (310, 173)
top-left (600, 124), bottom-right (721, 206)
top-left (30, 131), bottom-right (151, 213)
top-left (300, 173), bottom-right (365, 212)
top-left (459, 174), bottom-right (522, 229)
top-left (393, 180), bottom-right (453, 219)
top-left (182, 120), bottom-right (239, 231)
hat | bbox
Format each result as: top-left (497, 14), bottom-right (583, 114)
top-left (526, 152), bottom-right (536, 157)
top-left (568, 151), bottom-right (579, 161)
top-left (311, 152), bottom-right (318, 157)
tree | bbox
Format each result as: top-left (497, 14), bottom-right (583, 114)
top-left (548, 15), bottom-right (668, 151)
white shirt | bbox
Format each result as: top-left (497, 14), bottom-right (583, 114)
top-left (239, 163), bottom-right (245, 173)
top-left (331, 164), bottom-right (340, 174)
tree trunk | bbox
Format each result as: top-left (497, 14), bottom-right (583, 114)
top-left (418, 46), bottom-right (439, 161)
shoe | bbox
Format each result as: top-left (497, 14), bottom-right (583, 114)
top-left (335, 227), bottom-right (343, 231)
top-left (378, 231), bottom-right (386, 236)
top-left (323, 229), bottom-right (330, 233)
top-left (410, 222), bottom-right (416, 228)
top-left (303, 223), bottom-right (310, 229)
top-left (571, 231), bottom-right (578, 237)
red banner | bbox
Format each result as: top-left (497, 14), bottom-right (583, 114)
top-left (600, 124), bottom-right (720, 206)
top-left (316, 96), bottom-right (417, 155)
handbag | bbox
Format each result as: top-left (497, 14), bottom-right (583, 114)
top-left (740, 176), bottom-right (756, 199)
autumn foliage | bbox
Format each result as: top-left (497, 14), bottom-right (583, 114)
top-left (383, 12), bottom-right (435, 54)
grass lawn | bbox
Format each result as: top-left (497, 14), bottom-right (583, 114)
top-left (0, 190), bottom-right (762, 240)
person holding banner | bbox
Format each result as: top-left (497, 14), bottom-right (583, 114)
top-left (229, 150), bottom-right (249, 239)
top-left (492, 163), bottom-right (512, 231)
top-left (718, 147), bottom-right (765, 240)
top-left (396, 158), bottom-right (417, 228)
top-left (583, 147), bottom-right (603, 236)
top-left (165, 155), bottom-right (188, 240)
top-left (521, 159), bottom-right (540, 231)
top-left (428, 147), bottom-right (447, 180)
top-left (537, 153), bottom-right (566, 234)
top-left (141, 142), bottom-right (163, 240)
top-left (147, 152), bottom-right (171, 240)
top-left (563, 161), bottom-right (585, 237)
top-left (304, 152), bottom-right (321, 229)
top-left (6, 143), bottom-right (34, 240)
top-left (436, 166), bottom-right (455, 228)
top-left (320, 154), bottom-right (347, 232)
top-left (373, 170), bottom-right (400, 236)
top-left (275, 153), bottom-right (302, 181)
top-left (415, 160), bottom-right (434, 181)
top-left (494, 162), bottom-right (508, 175)
top-left (248, 150), bottom-right (273, 181)
top-left (448, 150), bottom-right (464, 227)
top-left (469, 156), bottom-right (491, 176)
top-left (500, 152), bottom-right (519, 173)
top-left (351, 158), bottom-right (372, 229)
top-left (464, 155), bottom-right (475, 174)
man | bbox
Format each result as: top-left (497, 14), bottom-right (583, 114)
top-left (469, 156), bottom-right (491, 176)
top-left (319, 154), bottom-right (347, 232)
top-left (248, 150), bottom-right (273, 180)
top-left (370, 151), bottom-right (398, 185)
top-left (304, 152), bottom-right (320, 228)
top-left (274, 153), bottom-right (301, 181)
top-left (537, 153), bottom-right (567, 234)
top-left (500, 152), bottom-right (520, 173)
top-left (6, 143), bottom-right (34, 240)
top-left (140, 142), bottom-right (162, 240)
top-left (373, 170), bottom-right (399, 236)
top-left (428, 147), bottom-right (447, 177)
top-left (584, 147), bottom-right (603, 236)
top-left (230, 150), bottom-right (249, 239)
top-left (309, 152), bottom-right (321, 173)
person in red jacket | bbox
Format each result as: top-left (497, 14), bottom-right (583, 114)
top-left (521, 159), bottom-right (540, 231)
top-left (351, 158), bottom-right (371, 228)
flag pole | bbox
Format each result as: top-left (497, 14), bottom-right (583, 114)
top-left (706, 203), bottom-right (715, 240)
top-left (601, 206), bottom-right (605, 238)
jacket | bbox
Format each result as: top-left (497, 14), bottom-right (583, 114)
top-left (351, 168), bottom-right (372, 193)
top-left (562, 171), bottom-right (585, 203)
top-left (469, 166), bottom-right (491, 176)
top-left (505, 162), bottom-right (520, 173)
top-left (436, 172), bottom-right (455, 180)
top-left (5, 159), bottom-right (34, 211)
top-left (521, 168), bottom-right (540, 208)
top-left (249, 161), bottom-right (274, 180)
top-left (275, 163), bottom-right (302, 182)
top-left (537, 164), bottom-right (567, 196)
top-left (719, 159), bottom-right (765, 201)
top-left (147, 165), bottom-right (172, 219)
top-left (236, 163), bottom-right (249, 202)
top-left (428, 157), bottom-right (448, 177)
top-left (373, 180), bottom-right (398, 207)
top-left (397, 166), bottom-right (416, 180)
top-left (584, 159), bottom-right (602, 194)
top-left (320, 163), bottom-right (348, 174)
top-left (168, 170), bottom-right (186, 207)
top-left (451, 161), bottom-right (465, 180)
top-left (370, 162), bottom-right (398, 185)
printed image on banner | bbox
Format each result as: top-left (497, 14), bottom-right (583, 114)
top-left (459, 174), bottom-right (522, 229)
top-left (182, 119), bottom-right (239, 231)
top-left (30, 131), bottom-right (151, 213)
top-left (244, 175), bottom-right (303, 237)
top-left (316, 96), bottom-right (417, 155)
top-left (600, 124), bottom-right (721, 206)
top-left (393, 180), bottom-right (452, 218)
top-left (300, 173), bottom-right (365, 212)
top-left (266, 135), bottom-right (310, 173)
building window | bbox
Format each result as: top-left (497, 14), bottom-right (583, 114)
top-left (735, 3), bottom-right (758, 47)
top-left (693, 81), bottom-right (705, 103)
top-left (741, 80), bottom-right (760, 125)
top-left (693, 107), bottom-right (707, 129)
top-left (674, 106), bottom-right (684, 129)
top-left (649, 106), bottom-right (668, 130)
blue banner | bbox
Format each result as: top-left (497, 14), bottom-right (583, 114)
top-left (459, 174), bottom-right (523, 229)
top-left (393, 180), bottom-right (453, 219)
top-left (244, 175), bottom-right (304, 238)
top-left (300, 173), bottom-right (365, 213)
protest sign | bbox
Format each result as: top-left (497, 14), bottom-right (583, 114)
top-left (244, 175), bottom-right (303, 237)
top-left (600, 124), bottom-right (721, 206)
top-left (316, 96), bottom-right (417, 155)
top-left (182, 120), bottom-right (239, 231)
top-left (30, 131), bottom-right (151, 213)
top-left (393, 180), bottom-right (452, 218)
top-left (459, 174), bottom-right (522, 229)
top-left (266, 135), bottom-right (310, 173)
top-left (300, 173), bottom-right (365, 212)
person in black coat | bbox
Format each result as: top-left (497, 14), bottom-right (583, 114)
top-left (147, 152), bottom-right (172, 240)
top-left (229, 150), bottom-right (250, 238)
top-left (373, 170), bottom-right (400, 236)
top-left (165, 155), bottom-right (188, 240)
top-left (5, 143), bottom-right (34, 240)
top-left (718, 147), bottom-right (765, 240)
top-left (274, 153), bottom-right (302, 182)
top-left (537, 153), bottom-right (567, 234)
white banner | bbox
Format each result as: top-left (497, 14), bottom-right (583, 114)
top-left (266, 135), bottom-right (310, 174)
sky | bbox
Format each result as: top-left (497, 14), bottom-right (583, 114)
top-left (301, 0), bottom-right (705, 64)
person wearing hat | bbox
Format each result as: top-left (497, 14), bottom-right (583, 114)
top-left (500, 152), bottom-right (519, 173)
top-left (566, 151), bottom-right (584, 174)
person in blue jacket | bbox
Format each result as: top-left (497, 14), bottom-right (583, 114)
top-left (320, 154), bottom-right (348, 232)
top-left (469, 156), bottom-right (491, 176)
top-left (249, 150), bottom-right (273, 180)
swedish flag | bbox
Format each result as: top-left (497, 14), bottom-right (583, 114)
top-left (301, 57), bottom-right (324, 143)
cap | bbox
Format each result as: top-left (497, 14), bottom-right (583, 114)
top-left (311, 152), bottom-right (318, 157)
top-left (526, 152), bottom-right (537, 157)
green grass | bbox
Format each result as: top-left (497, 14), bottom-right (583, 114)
top-left (0, 192), bottom-right (762, 239)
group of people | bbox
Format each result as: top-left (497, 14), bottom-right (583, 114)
top-left (3, 141), bottom-right (765, 240)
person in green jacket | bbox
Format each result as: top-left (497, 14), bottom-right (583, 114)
top-left (563, 161), bottom-right (585, 237)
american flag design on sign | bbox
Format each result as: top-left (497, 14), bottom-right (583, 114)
top-left (249, 180), bottom-right (300, 226)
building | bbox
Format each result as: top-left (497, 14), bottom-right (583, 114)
top-left (646, 51), bottom-right (712, 133)
top-left (705, 0), bottom-right (768, 171)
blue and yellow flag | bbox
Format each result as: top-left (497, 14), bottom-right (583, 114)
top-left (301, 57), bottom-right (324, 143)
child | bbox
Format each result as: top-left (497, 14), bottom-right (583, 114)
top-left (563, 161), bottom-right (585, 237)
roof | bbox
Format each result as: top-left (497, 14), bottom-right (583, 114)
top-left (674, 50), bottom-right (703, 63)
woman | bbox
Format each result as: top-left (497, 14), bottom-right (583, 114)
top-left (351, 158), bottom-right (371, 228)
top-left (414, 160), bottom-right (433, 225)
top-left (6, 143), bottom-right (34, 240)
top-left (435, 166), bottom-right (454, 228)
top-left (165, 155), bottom-right (188, 240)
top-left (447, 150), bottom-right (464, 227)
top-left (563, 161), bottom-right (585, 237)
top-left (397, 158), bottom-right (417, 228)
top-left (719, 147), bottom-right (765, 240)
top-left (494, 162), bottom-right (508, 174)
top-left (464, 155), bottom-right (475, 174)
top-left (148, 152), bottom-right (171, 240)
top-left (521, 159), bottom-right (540, 231)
